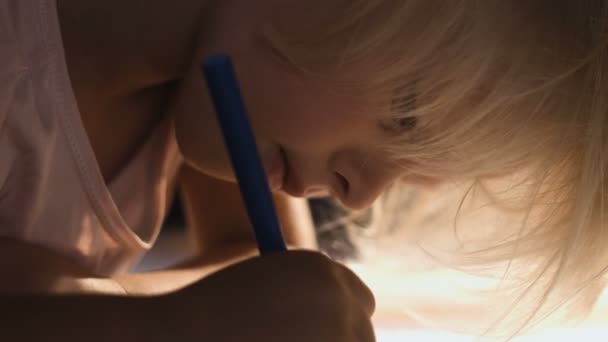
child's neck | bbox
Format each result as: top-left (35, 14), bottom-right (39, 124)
top-left (57, 0), bottom-right (209, 94)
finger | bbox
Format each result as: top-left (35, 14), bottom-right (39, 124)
top-left (266, 250), bottom-right (376, 315)
top-left (354, 316), bottom-right (376, 342)
top-left (331, 262), bottom-right (376, 317)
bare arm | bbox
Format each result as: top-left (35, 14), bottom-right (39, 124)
top-left (0, 238), bottom-right (258, 341)
top-left (0, 238), bottom-right (178, 341)
top-left (1, 294), bottom-right (163, 342)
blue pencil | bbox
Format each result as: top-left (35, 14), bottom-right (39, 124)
top-left (201, 54), bottom-right (287, 255)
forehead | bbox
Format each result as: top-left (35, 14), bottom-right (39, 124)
top-left (215, 1), bottom-right (349, 54)
top-left (215, 1), bottom-right (398, 122)
top-left (248, 0), bottom-right (346, 24)
top-left (243, 1), bottom-right (356, 54)
top-left (218, 0), bottom-right (343, 28)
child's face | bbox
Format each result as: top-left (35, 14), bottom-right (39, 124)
top-left (173, 0), bottom-right (407, 210)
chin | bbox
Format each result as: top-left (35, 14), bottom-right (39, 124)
top-left (175, 136), bottom-right (235, 183)
top-left (182, 154), bottom-right (237, 183)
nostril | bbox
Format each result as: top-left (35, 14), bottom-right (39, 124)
top-left (334, 172), bottom-right (350, 196)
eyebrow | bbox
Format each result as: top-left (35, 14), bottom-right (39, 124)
top-left (378, 91), bottom-right (418, 136)
top-left (392, 93), bottom-right (417, 114)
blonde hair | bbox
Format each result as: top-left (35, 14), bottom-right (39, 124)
top-left (275, 0), bottom-right (608, 337)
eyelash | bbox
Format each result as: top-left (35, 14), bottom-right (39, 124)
top-left (393, 116), bottom-right (418, 131)
top-left (386, 93), bottom-right (418, 133)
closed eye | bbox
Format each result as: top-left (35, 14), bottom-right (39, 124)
top-left (380, 116), bottom-right (418, 135)
top-left (393, 116), bottom-right (418, 131)
top-left (381, 93), bottom-right (418, 134)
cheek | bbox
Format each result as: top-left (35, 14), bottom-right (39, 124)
top-left (236, 56), bottom-right (362, 149)
top-left (172, 65), bottom-right (232, 178)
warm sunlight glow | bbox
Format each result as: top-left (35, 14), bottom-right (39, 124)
top-left (349, 262), bottom-right (608, 341)
top-left (375, 328), bottom-right (608, 342)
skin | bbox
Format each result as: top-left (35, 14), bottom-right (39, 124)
top-left (0, 0), bottom-right (416, 340)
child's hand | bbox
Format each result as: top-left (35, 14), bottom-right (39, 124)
top-left (168, 250), bottom-right (376, 342)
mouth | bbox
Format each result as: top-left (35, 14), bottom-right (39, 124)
top-left (266, 147), bottom-right (287, 191)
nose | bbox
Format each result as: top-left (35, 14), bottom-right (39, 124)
top-left (281, 154), bottom-right (401, 209)
top-left (331, 163), bottom-right (399, 211)
top-left (284, 171), bottom-right (393, 209)
top-left (332, 172), bottom-right (389, 210)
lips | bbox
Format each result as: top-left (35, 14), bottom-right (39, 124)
top-left (265, 147), bottom-right (286, 191)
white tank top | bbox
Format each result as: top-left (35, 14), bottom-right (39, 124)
top-left (0, 0), bottom-right (183, 275)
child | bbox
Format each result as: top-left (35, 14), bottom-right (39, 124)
top-left (0, 0), bottom-right (606, 340)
